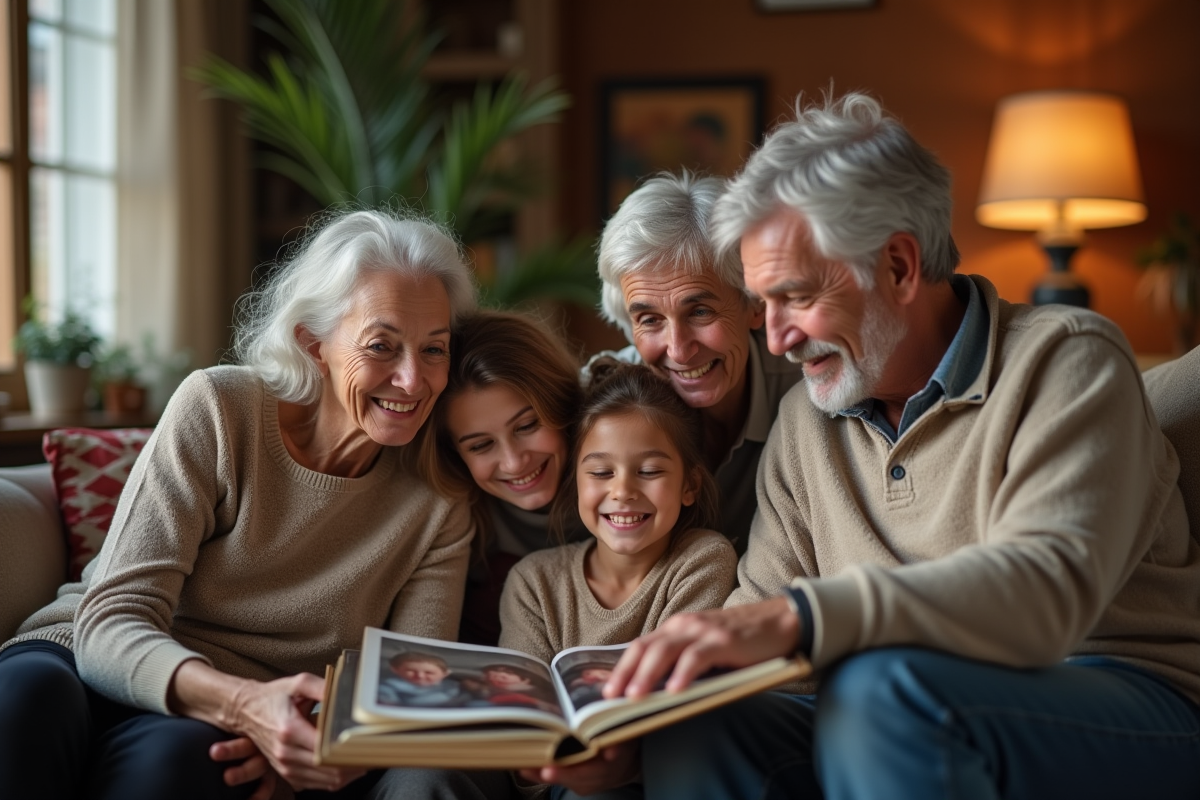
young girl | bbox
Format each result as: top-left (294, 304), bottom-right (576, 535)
top-left (498, 360), bottom-right (737, 672)
top-left (421, 310), bottom-right (587, 645)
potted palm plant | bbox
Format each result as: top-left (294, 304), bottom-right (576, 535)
top-left (1136, 213), bottom-right (1200, 355)
top-left (194, 0), bottom-right (598, 308)
top-left (14, 301), bottom-right (102, 417)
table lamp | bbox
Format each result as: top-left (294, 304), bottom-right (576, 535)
top-left (976, 90), bottom-right (1146, 307)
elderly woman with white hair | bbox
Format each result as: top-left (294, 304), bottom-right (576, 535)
top-left (594, 172), bottom-right (801, 553)
top-left (0, 210), bottom-right (490, 800)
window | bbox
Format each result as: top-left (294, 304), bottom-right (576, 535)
top-left (0, 0), bottom-right (117, 379)
top-left (28, 0), bottom-right (117, 339)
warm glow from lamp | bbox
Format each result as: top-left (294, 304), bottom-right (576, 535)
top-left (977, 90), bottom-right (1146, 306)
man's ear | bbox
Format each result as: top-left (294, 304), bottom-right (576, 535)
top-left (296, 325), bottom-right (328, 375)
top-left (747, 296), bottom-right (766, 330)
top-left (881, 232), bottom-right (922, 306)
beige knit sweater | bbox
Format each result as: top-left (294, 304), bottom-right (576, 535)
top-left (500, 527), bottom-right (737, 664)
top-left (4, 366), bottom-right (473, 715)
top-left (730, 276), bottom-right (1200, 702)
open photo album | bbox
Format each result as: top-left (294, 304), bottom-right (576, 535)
top-left (316, 627), bottom-right (811, 769)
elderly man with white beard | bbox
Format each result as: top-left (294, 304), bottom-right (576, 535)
top-left (602, 92), bottom-right (1200, 800)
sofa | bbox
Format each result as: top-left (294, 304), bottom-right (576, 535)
top-left (2, 346), bottom-right (1197, 646)
top-left (0, 462), bottom-right (64, 641)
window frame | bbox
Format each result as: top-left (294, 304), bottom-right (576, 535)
top-left (0, 0), bottom-right (32, 400)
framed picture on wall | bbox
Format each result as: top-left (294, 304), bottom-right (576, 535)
top-left (756, 0), bottom-right (875, 10)
top-left (599, 77), bottom-right (765, 220)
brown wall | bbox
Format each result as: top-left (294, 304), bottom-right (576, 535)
top-left (557, 0), bottom-right (1200, 355)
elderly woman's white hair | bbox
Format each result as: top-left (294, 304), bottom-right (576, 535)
top-left (711, 92), bottom-right (960, 288)
top-left (234, 209), bottom-right (477, 405)
top-left (597, 171), bottom-right (744, 341)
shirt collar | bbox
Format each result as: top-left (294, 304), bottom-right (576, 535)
top-left (930, 274), bottom-right (988, 402)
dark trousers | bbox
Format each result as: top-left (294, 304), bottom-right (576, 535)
top-left (0, 640), bottom-right (386, 800)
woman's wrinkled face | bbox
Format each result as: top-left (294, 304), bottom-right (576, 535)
top-left (445, 383), bottom-right (568, 511)
top-left (315, 270), bottom-right (452, 447)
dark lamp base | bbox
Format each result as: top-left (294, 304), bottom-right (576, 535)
top-left (1032, 277), bottom-right (1090, 307)
top-left (1032, 244), bottom-right (1090, 308)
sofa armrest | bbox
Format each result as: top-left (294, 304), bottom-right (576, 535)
top-left (0, 463), bottom-right (57, 519)
top-left (0, 469), bottom-right (66, 642)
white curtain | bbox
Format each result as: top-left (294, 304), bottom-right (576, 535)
top-left (115, 0), bottom-right (250, 409)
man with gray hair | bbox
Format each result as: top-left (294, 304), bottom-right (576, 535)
top-left (592, 171), bottom-right (801, 552)
top-left (603, 93), bottom-right (1200, 798)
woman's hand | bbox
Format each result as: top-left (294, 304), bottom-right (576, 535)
top-left (170, 660), bottom-right (365, 792)
top-left (518, 741), bottom-right (640, 795)
top-left (209, 736), bottom-right (277, 800)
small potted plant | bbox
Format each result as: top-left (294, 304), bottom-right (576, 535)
top-left (94, 342), bottom-right (148, 417)
top-left (13, 300), bottom-right (103, 417)
top-left (1136, 213), bottom-right (1200, 355)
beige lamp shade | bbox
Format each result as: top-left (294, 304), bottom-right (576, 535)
top-left (976, 91), bottom-right (1146, 235)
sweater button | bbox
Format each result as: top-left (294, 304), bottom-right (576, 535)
top-left (890, 465), bottom-right (906, 480)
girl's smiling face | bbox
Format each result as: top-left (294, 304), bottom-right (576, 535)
top-left (445, 383), bottom-right (569, 511)
top-left (576, 411), bottom-right (697, 561)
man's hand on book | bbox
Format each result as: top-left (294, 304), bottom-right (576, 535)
top-left (604, 596), bottom-right (802, 699)
top-left (519, 741), bottom-right (641, 795)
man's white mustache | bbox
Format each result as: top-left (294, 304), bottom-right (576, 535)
top-left (786, 340), bottom-right (843, 365)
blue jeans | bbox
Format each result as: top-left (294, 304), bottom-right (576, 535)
top-left (643, 647), bottom-right (1200, 800)
top-left (0, 640), bottom-right (387, 800)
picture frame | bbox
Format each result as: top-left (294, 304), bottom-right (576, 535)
top-left (599, 77), bottom-right (765, 219)
top-left (756, 0), bottom-right (876, 10)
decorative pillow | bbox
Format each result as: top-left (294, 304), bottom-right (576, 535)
top-left (42, 427), bottom-right (154, 580)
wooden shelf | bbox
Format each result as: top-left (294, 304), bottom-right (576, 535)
top-left (423, 52), bottom-right (515, 82)
top-left (0, 410), bottom-right (159, 466)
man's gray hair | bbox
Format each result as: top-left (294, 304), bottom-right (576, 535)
top-left (598, 172), bottom-right (744, 341)
top-left (234, 208), bottom-right (477, 405)
top-left (711, 92), bottom-right (960, 286)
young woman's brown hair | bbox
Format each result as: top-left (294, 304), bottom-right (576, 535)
top-left (418, 309), bottom-right (583, 549)
top-left (551, 359), bottom-right (720, 542)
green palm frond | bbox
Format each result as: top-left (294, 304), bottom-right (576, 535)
top-left (482, 237), bottom-right (599, 309)
top-left (193, 0), bottom-right (593, 308)
top-left (192, 54), bottom-right (356, 205)
top-left (429, 75), bottom-right (570, 241)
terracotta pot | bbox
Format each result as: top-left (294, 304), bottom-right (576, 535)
top-left (24, 361), bottom-right (92, 418)
top-left (103, 381), bottom-right (147, 416)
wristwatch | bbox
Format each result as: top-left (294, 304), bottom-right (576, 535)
top-left (782, 586), bottom-right (815, 659)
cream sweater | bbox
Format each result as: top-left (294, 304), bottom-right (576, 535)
top-left (4, 367), bottom-right (473, 715)
top-left (731, 276), bottom-right (1200, 702)
top-left (500, 527), bottom-right (737, 664)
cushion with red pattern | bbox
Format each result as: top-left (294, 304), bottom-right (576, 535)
top-left (42, 427), bottom-right (154, 580)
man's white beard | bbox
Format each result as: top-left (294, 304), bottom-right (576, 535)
top-left (786, 290), bottom-right (907, 414)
